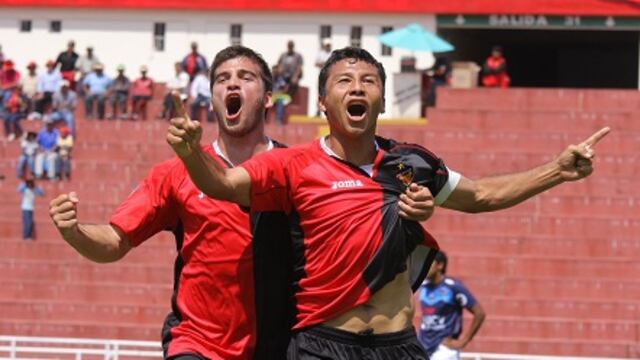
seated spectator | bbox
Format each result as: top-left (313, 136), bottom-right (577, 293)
top-left (19, 178), bottom-right (44, 241)
top-left (277, 40), bottom-right (303, 97)
top-left (482, 46), bottom-right (510, 88)
top-left (17, 131), bottom-right (38, 179)
top-left (423, 57), bottom-right (451, 110)
top-left (271, 65), bottom-right (291, 125)
top-left (189, 68), bottom-right (213, 122)
top-left (83, 63), bottom-right (111, 120)
top-left (108, 64), bottom-right (130, 120)
top-left (33, 60), bottom-right (62, 117)
top-left (2, 84), bottom-right (28, 141)
top-left (34, 118), bottom-right (59, 180)
top-left (51, 80), bottom-right (77, 134)
top-left (55, 127), bottom-right (73, 180)
top-left (130, 65), bottom-right (154, 120)
top-left (160, 61), bottom-right (189, 119)
top-left (1, 60), bottom-right (21, 91)
top-left (21, 62), bottom-right (38, 113)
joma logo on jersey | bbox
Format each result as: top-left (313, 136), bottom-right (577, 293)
top-left (331, 179), bottom-right (364, 189)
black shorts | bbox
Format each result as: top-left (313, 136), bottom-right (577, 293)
top-left (287, 325), bottom-right (429, 360)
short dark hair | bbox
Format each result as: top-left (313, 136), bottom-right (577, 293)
top-left (434, 251), bottom-right (448, 274)
top-left (210, 46), bottom-right (273, 93)
top-left (318, 47), bottom-right (386, 99)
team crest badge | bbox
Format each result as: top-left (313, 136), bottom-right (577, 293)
top-left (395, 162), bottom-right (414, 187)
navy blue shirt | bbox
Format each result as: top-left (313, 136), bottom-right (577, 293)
top-left (418, 276), bottom-right (477, 354)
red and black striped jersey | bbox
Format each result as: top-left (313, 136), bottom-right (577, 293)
top-left (242, 136), bottom-right (458, 330)
top-left (110, 143), bottom-right (293, 360)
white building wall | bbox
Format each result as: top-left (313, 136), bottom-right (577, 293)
top-left (0, 8), bottom-right (437, 116)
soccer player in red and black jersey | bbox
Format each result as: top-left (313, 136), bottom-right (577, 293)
top-left (168, 47), bottom-right (610, 359)
top-left (49, 46), bottom-right (435, 360)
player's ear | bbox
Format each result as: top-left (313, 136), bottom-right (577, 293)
top-left (264, 90), bottom-right (273, 110)
top-left (318, 95), bottom-right (327, 114)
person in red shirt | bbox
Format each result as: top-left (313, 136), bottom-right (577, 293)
top-left (130, 65), bottom-right (154, 120)
top-left (0, 60), bottom-right (21, 91)
top-left (168, 47), bottom-right (609, 359)
top-left (182, 42), bottom-right (208, 82)
top-left (49, 46), bottom-right (434, 360)
top-left (481, 46), bottom-right (510, 88)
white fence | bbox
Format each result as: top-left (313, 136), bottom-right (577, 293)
top-left (0, 336), bottom-right (632, 360)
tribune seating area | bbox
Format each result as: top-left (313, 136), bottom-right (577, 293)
top-left (0, 87), bottom-right (638, 357)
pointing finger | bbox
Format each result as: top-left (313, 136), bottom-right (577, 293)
top-left (171, 91), bottom-right (190, 120)
top-left (582, 126), bottom-right (611, 147)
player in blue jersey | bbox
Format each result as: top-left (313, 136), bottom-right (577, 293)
top-left (418, 251), bottom-right (486, 360)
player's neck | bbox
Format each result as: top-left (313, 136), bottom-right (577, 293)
top-left (325, 132), bottom-right (377, 166)
top-left (428, 273), bottom-right (445, 285)
top-left (216, 129), bottom-right (270, 166)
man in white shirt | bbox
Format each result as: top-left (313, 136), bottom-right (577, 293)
top-left (189, 68), bottom-right (213, 122)
top-left (160, 62), bottom-right (190, 119)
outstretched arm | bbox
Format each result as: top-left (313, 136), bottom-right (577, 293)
top-left (166, 92), bottom-right (251, 206)
top-left (442, 127), bottom-right (610, 213)
top-left (49, 192), bottom-right (131, 263)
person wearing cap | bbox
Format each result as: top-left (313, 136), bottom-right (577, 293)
top-left (51, 80), bottom-right (77, 134)
top-left (82, 62), bottom-right (111, 120)
top-left (34, 117), bottom-right (59, 180)
top-left (55, 126), bottom-right (73, 180)
top-left (18, 177), bottom-right (44, 240)
top-left (21, 62), bottom-right (39, 111)
top-left (130, 65), bottom-right (154, 120)
top-left (315, 38), bottom-right (332, 69)
top-left (1, 82), bottom-right (28, 141)
top-left (108, 64), bottom-right (131, 120)
top-left (1, 59), bottom-right (21, 91)
top-left (181, 41), bottom-right (208, 81)
top-left (34, 60), bottom-right (62, 116)
top-left (55, 40), bottom-right (79, 89)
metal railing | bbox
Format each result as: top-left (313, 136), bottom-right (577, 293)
top-left (0, 336), bottom-right (631, 360)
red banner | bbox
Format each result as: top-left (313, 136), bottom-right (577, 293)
top-left (1, 0), bottom-right (640, 16)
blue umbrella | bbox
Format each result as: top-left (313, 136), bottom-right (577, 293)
top-left (378, 23), bottom-right (454, 53)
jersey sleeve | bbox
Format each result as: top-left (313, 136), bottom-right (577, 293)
top-left (109, 160), bottom-right (180, 247)
top-left (453, 280), bottom-right (478, 310)
top-left (240, 148), bottom-right (292, 213)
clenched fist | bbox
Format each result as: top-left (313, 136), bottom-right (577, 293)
top-left (49, 192), bottom-right (80, 237)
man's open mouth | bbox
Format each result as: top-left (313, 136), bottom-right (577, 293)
top-left (226, 94), bottom-right (242, 119)
top-left (346, 102), bottom-right (368, 121)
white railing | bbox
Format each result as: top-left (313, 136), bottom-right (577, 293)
top-left (0, 336), bottom-right (162, 360)
top-left (0, 336), bottom-right (632, 360)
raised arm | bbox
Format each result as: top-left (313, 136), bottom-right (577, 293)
top-left (49, 192), bottom-right (131, 263)
top-left (442, 127), bottom-right (610, 213)
top-left (166, 92), bottom-right (251, 206)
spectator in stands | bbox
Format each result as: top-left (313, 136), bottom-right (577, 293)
top-left (315, 38), bottom-right (332, 70)
top-left (83, 63), bottom-right (111, 120)
top-left (34, 60), bottom-right (62, 117)
top-left (107, 64), bottom-right (130, 120)
top-left (482, 45), bottom-right (510, 88)
top-left (271, 65), bottom-right (290, 125)
top-left (51, 80), bottom-right (77, 134)
top-left (423, 57), bottom-right (451, 111)
top-left (55, 40), bottom-right (79, 90)
top-left (160, 61), bottom-right (189, 119)
top-left (34, 117), bottom-right (59, 180)
top-left (1, 59), bottom-right (21, 91)
top-left (21, 62), bottom-right (38, 113)
top-left (75, 45), bottom-right (100, 97)
top-left (189, 67), bottom-right (213, 122)
top-left (2, 84), bottom-right (28, 141)
top-left (0, 44), bottom-right (4, 66)
top-left (19, 178), bottom-right (44, 241)
top-left (277, 40), bottom-right (303, 97)
top-left (182, 41), bottom-right (208, 82)
top-left (418, 251), bottom-right (486, 360)
top-left (130, 65), bottom-right (154, 120)
top-left (17, 131), bottom-right (38, 179)
top-left (56, 127), bottom-right (73, 180)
